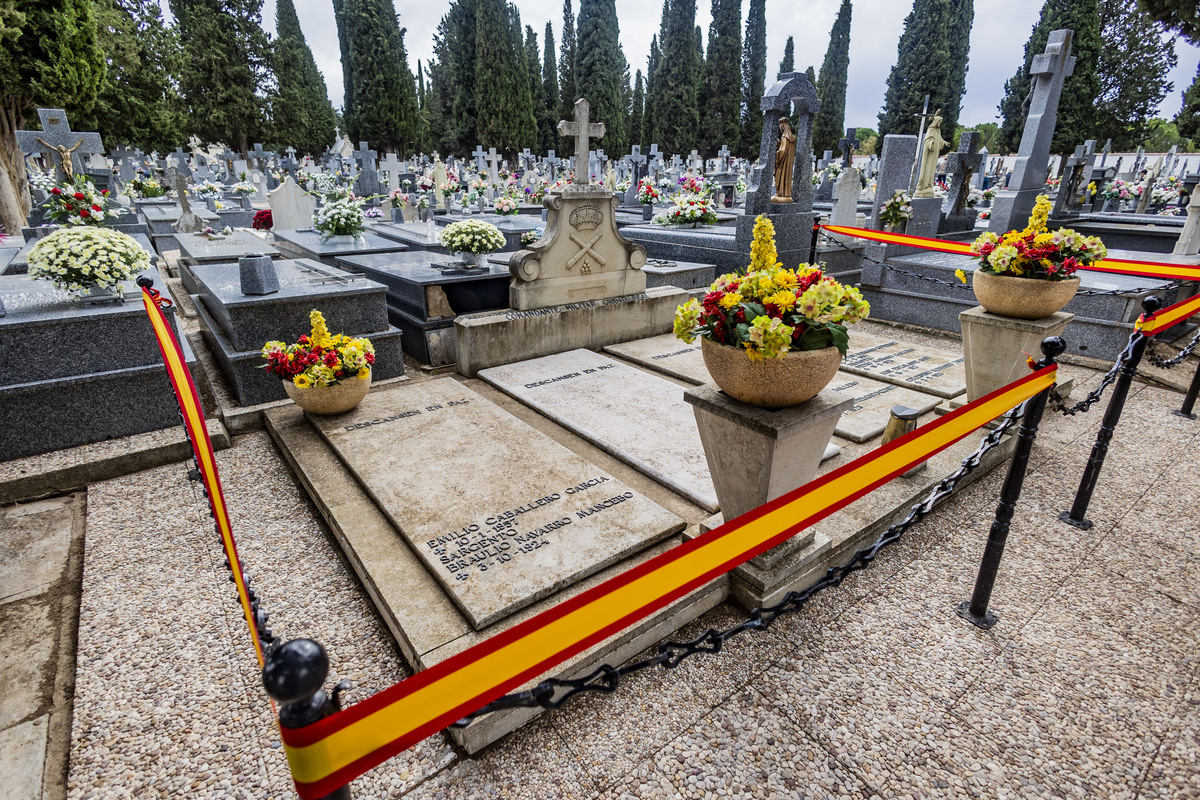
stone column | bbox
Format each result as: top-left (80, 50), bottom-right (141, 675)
top-left (684, 385), bottom-right (851, 609)
top-left (960, 306), bottom-right (1073, 403)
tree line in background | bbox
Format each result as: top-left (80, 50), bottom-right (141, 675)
top-left (0, 0), bottom-right (1198, 179)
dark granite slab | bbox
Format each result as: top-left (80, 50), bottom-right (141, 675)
top-left (0, 266), bottom-right (197, 460)
top-left (369, 222), bottom-right (454, 254)
top-left (0, 246), bottom-right (20, 273)
top-left (5, 233), bottom-right (159, 275)
top-left (175, 230), bottom-right (281, 264)
top-left (641, 259), bottom-right (717, 290)
top-left (272, 228), bottom-right (408, 267)
top-left (334, 251), bottom-right (510, 322)
top-left (191, 258), bottom-right (391, 351)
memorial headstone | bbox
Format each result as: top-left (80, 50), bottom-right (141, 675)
top-left (267, 176), bottom-right (316, 230)
top-left (870, 135), bottom-right (919, 230)
top-left (940, 131), bottom-right (983, 232)
top-left (15, 109), bottom-right (104, 183)
top-left (989, 30), bottom-right (1076, 234)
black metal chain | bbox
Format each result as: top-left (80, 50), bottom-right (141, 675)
top-left (1145, 327), bottom-right (1200, 369)
top-left (1047, 330), bottom-right (1142, 416)
top-left (816, 229), bottom-right (1182, 298)
top-left (450, 403), bottom-right (1027, 727)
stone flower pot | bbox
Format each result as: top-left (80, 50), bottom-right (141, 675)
top-left (701, 337), bottom-right (842, 409)
top-left (972, 270), bottom-right (1080, 320)
top-left (283, 373), bottom-right (372, 415)
top-left (642, 203), bottom-right (654, 220)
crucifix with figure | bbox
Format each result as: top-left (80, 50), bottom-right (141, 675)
top-left (16, 109), bottom-right (104, 183)
top-left (558, 98), bottom-right (605, 186)
top-left (838, 129), bottom-right (859, 168)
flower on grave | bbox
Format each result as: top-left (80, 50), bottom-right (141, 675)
top-left (673, 215), bottom-right (868, 361)
top-left (252, 209), bottom-right (273, 230)
top-left (653, 193), bottom-right (719, 226)
top-left (636, 179), bottom-right (661, 205)
top-left (192, 180), bottom-right (223, 200)
top-left (416, 175), bottom-right (435, 192)
top-left (261, 310), bottom-right (376, 388)
top-left (221, 226), bottom-right (232, 235)
top-left (41, 175), bottom-right (126, 227)
top-left (203, 226), bottom-right (214, 235)
top-left (735, 176), bottom-right (747, 195)
top-left (232, 181), bottom-right (255, 195)
top-left (1102, 179), bottom-right (1132, 200)
top-left (128, 177), bottom-right (165, 198)
top-left (977, 209), bottom-right (991, 220)
top-left (981, 188), bottom-right (996, 202)
top-left (520, 227), bottom-right (543, 246)
top-left (27, 226), bottom-right (149, 295)
top-left (440, 181), bottom-right (459, 198)
top-left (364, 206), bottom-right (383, 218)
top-left (955, 269), bottom-right (968, 284)
top-left (1087, 181), bottom-right (1097, 195)
top-left (493, 195), bottom-right (519, 215)
top-left (966, 187), bottom-right (984, 208)
top-left (878, 190), bottom-right (915, 228)
top-left (388, 189), bottom-right (408, 208)
top-left (214, 200), bottom-right (225, 210)
top-left (28, 168), bottom-right (56, 192)
top-left (313, 195), bottom-right (367, 239)
top-left (1045, 177), bottom-right (1061, 189)
top-left (970, 194), bottom-right (1104, 282)
top-left (1158, 206), bottom-right (1185, 217)
top-left (440, 219), bottom-right (506, 254)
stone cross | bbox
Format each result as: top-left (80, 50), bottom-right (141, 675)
top-left (380, 152), bottom-right (403, 192)
top-left (1099, 138), bottom-right (1111, 168)
top-left (353, 141), bottom-right (377, 171)
top-left (717, 145), bottom-right (731, 169)
top-left (15, 109), bottom-right (104, 182)
top-left (989, 29), bottom-right (1076, 234)
top-left (557, 98), bottom-right (605, 186)
top-left (520, 148), bottom-right (534, 172)
top-left (250, 143), bottom-right (270, 168)
top-left (628, 144), bottom-right (646, 184)
top-left (1173, 186), bottom-right (1200, 256)
top-left (944, 131), bottom-right (983, 216)
top-left (688, 150), bottom-right (703, 172)
top-left (838, 129), bottom-right (860, 168)
top-left (545, 149), bottom-right (559, 179)
top-left (485, 147), bottom-right (501, 186)
top-left (472, 145), bottom-right (487, 173)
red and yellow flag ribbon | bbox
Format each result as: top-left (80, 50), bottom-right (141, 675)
top-left (140, 284), bottom-right (265, 667)
top-left (1137, 292), bottom-right (1200, 336)
top-left (818, 224), bottom-right (1200, 283)
top-left (278, 364), bottom-right (1057, 798)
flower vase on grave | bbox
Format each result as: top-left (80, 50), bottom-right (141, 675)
top-left (455, 252), bottom-right (489, 269)
top-left (700, 338), bottom-right (842, 408)
top-left (642, 204), bottom-right (653, 221)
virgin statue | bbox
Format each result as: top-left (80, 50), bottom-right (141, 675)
top-left (771, 117), bottom-right (797, 203)
top-left (914, 110), bottom-right (946, 198)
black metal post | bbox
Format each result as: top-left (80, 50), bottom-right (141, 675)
top-left (957, 336), bottom-right (1065, 630)
top-left (809, 222), bottom-right (820, 264)
top-left (1060, 295), bottom-right (1163, 530)
top-left (1174, 356), bottom-right (1200, 420)
top-left (263, 639), bottom-right (352, 800)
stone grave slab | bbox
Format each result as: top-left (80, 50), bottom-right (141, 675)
top-left (139, 203), bottom-right (219, 233)
top-left (370, 222), bottom-right (455, 255)
top-left (478, 349), bottom-right (720, 511)
top-left (841, 332), bottom-right (966, 399)
top-left (175, 230), bottom-right (280, 265)
top-left (310, 379), bottom-right (684, 628)
top-left (272, 229), bottom-right (408, 267)
top-left (824, 374), bottom-right (941, 443)
top-left (604, 334), bottom-right (939, 443)
top-left (641, 259), bottom-right (717, 290)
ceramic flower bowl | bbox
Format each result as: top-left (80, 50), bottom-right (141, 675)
top-left (283, 373), bottom-right (372, 415)
top-left (701, 338), bottom-right (842, 409)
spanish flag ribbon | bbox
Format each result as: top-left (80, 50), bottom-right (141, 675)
top-left (818, 224), bottom-right (1200, 283)
top-left (1137, 292), bottom-right (1200, 336)
top-left (139, 284), bottom-right (264, 667)
top-left (277, 364), bottom-right (1058, 799)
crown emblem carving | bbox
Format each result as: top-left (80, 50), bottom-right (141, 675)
top-left (569, 205), bottom-right (602, 230)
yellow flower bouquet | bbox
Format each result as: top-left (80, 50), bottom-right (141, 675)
top-left (674, 215), bottom-right (870, 361)
top-left (969, 195), bottom-right (1106, 282)
top-left (261, 310), bottom-right (375, 388)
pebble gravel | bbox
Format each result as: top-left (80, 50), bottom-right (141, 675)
top-left (64, 360), bottom-right (1200, 799)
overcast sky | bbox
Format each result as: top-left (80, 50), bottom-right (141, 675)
top-left (220, 0), bottom-right (1200, 132)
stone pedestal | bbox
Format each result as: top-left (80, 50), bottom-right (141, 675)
top-left (683, 384), bottom-right (852, 609)
top-left (960, 306), bottom-right (1073, 402)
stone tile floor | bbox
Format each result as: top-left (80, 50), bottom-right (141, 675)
top-left (59, 370), bottom-right (1200, 799)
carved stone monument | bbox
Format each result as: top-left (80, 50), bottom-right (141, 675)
top-left (509, 98), bottom-right (648, 311)
top-left (737, 72), bottom-right (820, 269)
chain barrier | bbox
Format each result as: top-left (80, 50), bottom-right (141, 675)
top-left (815, 230), bottom-right (1182, 298)
top-left (1046, 331), bottom-right (1141, 417)
top-left (1146, 327), bottom-right (1200, 369)
top-left (450, 402), bottom-right (1026, 726)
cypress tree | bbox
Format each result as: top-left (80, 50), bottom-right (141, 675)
top-left (812, 0), bottom-right (851, 156)
top-left (333, 0), bottom-right (419, 153)
top-left (779, 36), bottom-right (794, 76)
top-left (1095, 0), bottom-right (1178, 149)
top-left (739, 0), bottom-right (767, 156)
top-left (475, 0), bottom-right (532, 155)
top-left (77, 0), bottom-right (185, 154)
top-left (0, 0), bottom-right (105, 232)
top-left (575, 0), bottom-right (627, 155)
top-left (525, 25), bottom-right (543, 147)
top-left (997, 0), bottom-right (1101, 153)
top-left (437, 0), bottom-right (478, 152)
top-left (558, 0), bottom-right (577, 147)
top-left (657, 0), bottom-right (701, 154)
top-left (172, 0), bottom-right (271, 154)
top-left (943, 0), bottom-right (973, 137)
top-left (1178, 62), bottom-right (1200, 141)
top-left (645, 35), bottom-right (662, 145)
top-left (630, 69), bottom-right (646, 148)
top-left (877, 0), bottom-right (955, 138)
top-left (272, 0), bottom-right (337, 157)
top-left (425, 50), bottom-right (455, 152)
top-left (702, 0), bottom-right (742, 154)
top-left (805, 65), bottom-right (816, 83)
top-left (416, 60), bottom-right (431, 152)
top-left (542, 22), bottom-right (560, 150)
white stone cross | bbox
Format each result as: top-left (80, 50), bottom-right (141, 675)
top-left (472, 145), bottom-right (487, 172)
top-left (485, 147), bottom-right (501, 184)
top-left (380, 152), bottom-right (403, 192)
top-left (557, 98), bottom-right (606, 186)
